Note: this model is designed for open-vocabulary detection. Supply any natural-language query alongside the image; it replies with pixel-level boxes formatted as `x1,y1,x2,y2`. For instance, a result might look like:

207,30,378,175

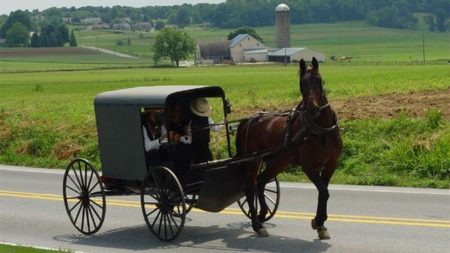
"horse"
235,57,343,239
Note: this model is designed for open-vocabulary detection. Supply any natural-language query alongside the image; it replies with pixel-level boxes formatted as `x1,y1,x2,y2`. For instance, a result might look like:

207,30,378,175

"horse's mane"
235,118,250,157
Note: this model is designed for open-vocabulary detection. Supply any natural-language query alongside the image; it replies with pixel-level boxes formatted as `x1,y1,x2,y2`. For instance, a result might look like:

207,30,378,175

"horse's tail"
235,119,250,157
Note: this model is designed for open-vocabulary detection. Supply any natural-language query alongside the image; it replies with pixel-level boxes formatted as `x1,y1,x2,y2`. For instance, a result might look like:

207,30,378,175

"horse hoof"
256,228,269,237
318,229,331,240
311,219,318,230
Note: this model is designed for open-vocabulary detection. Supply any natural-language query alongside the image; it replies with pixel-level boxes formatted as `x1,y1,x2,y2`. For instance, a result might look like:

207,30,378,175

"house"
229,34,266,62
82,17,102,25
0,38,6,46
113,22,131,30
133,22,152,31
92,24,111,30
196,41,230,64
268,48,326,63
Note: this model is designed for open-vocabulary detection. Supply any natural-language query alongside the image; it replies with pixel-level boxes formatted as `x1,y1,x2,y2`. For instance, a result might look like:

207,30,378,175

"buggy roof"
94,85,225,107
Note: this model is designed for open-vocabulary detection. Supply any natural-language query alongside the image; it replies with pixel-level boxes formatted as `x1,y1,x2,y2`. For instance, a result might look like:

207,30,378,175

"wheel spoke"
65,185,81,195
81,205,85,231
68,200,82,213
143,201,158,206
66,196,81,200
239,198,248,208
89,202,102,221
151,209,162,229
265,188,278,194
77,161,85,189
264,193,276,205
86,169,94,191
86,205,91,233
166,213,174,238
84,163,88,192
71,166,84,190
168,211,180,230
87,205,97,229
157,210,164,237
67,174,81,192
73,203,83,224
89,199,103,209
145,207,159,217
88,181,99,194
163,212,168,239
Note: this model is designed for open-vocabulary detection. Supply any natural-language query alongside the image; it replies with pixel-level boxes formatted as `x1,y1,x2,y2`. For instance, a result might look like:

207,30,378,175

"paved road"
81,46,139,59
0,165,449,253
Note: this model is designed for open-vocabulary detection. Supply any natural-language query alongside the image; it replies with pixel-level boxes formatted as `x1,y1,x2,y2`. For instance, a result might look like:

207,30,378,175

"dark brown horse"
236,57,343,239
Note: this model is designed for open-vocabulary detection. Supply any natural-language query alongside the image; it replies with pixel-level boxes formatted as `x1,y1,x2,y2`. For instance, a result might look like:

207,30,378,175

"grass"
0,21,448,188
0,244,71,253
0,63,448,188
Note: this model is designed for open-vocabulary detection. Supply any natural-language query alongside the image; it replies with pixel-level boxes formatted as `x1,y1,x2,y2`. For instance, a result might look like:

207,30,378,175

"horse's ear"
299,58,307,76
312,57,319,73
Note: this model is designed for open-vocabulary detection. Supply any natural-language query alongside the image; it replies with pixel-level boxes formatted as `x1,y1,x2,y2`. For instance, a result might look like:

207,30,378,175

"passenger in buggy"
141,109,167,167
166,105,192,176
189,97,222,164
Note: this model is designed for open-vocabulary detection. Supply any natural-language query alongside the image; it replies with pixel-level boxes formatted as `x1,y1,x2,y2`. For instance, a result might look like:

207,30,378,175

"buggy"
62,86,280,241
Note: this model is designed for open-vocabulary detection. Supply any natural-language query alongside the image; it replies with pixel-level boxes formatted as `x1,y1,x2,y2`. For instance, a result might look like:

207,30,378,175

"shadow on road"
54,222,330,253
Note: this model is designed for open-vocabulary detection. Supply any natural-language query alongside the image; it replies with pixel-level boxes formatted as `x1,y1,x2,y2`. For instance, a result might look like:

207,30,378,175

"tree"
30,32,40,47
435,10,448,32
152,28,196,67
58,24,70,44
39,24,64,47
155,20,165,30
69,30,77,47
1,10,33,38
424,15,436,31
5,22,29,47
170,7,191,27
228,27,264,42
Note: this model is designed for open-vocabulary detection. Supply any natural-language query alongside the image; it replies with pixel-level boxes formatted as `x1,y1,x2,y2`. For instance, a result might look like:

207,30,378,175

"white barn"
229,34,266,62
268,48,326,63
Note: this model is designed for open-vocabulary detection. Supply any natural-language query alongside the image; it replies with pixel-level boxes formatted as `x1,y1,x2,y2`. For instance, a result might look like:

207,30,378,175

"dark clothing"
142,116,161,167
167,119,192,175
191,115,213,164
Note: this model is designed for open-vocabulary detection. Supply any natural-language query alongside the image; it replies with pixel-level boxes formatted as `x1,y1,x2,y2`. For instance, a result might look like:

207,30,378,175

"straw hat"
190,97,212,117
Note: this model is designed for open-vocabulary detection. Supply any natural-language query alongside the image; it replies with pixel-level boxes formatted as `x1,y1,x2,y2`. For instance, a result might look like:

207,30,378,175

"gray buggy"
62,86,280,241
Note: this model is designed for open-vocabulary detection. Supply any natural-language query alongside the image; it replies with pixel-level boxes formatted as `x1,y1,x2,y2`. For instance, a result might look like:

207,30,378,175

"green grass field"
0,21,449,188
0,244,70,253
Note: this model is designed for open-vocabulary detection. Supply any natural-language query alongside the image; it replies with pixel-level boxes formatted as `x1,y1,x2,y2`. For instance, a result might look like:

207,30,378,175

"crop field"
0,22,449,188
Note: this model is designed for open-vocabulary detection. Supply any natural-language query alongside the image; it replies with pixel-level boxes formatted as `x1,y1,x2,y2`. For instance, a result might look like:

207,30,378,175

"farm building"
243,48,269,62
268,48,326,63
196,41,231,64
196,34,266,64
229,34,266,62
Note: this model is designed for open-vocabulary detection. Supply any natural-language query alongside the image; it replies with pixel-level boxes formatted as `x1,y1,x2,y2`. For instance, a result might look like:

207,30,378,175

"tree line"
0,10,77,47
1,0,447,32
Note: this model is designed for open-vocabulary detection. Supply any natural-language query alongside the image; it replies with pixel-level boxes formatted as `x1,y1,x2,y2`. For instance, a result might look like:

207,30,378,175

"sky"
0,0,225,15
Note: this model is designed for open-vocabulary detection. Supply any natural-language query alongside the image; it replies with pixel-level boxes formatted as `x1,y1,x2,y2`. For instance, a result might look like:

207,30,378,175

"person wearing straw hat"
189,97,221,164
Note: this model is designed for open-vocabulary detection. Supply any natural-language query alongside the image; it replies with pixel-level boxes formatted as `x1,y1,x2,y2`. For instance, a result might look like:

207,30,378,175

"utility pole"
422,32,426,63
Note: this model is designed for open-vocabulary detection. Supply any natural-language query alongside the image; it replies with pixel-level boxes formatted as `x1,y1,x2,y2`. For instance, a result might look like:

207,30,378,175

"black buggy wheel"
237,162,281,222
63,158,106,235
141,167,186,241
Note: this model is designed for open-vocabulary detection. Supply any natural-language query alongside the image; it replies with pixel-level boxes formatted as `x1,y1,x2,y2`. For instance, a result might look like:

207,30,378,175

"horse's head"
299,57,324,117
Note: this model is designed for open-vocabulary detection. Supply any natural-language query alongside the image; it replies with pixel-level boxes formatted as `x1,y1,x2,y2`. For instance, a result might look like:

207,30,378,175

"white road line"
1,165,449,195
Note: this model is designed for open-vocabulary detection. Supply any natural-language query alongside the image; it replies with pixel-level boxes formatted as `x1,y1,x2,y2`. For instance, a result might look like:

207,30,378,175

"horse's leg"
245,160,268,237
304,169,331,240
256,161,284,222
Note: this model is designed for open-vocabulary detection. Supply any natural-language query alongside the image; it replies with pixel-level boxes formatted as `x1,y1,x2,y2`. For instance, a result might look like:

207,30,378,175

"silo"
275,3,291,48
